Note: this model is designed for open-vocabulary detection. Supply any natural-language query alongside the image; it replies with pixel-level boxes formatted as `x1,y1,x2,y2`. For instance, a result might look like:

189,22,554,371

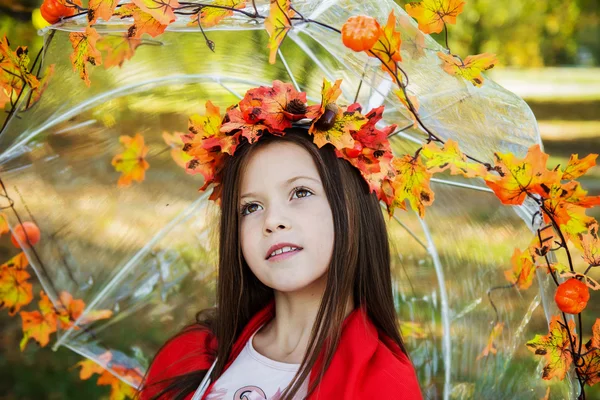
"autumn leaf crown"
181,78,401,211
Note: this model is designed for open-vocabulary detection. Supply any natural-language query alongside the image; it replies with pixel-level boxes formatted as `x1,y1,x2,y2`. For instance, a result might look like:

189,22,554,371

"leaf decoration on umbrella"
390,154,434,217
88,0,120,25
477,322,504,360
111,133,150,187
188,0,247,28
405,0,466,34
264,0,295,64
580,319,600,386
131,0,180,25
421,139,487,178
484,144,557,206
69,27,103,87
0,36,39,96
114,3,169,39
368,11,402,78
96,35,143,68
162,131,193,169
526,316,578,381
56,291,113,329
76,352,141,399
437,52,498,87
0,253,33,316
20,291,57,350
562,154,598,180
504,248,536,290
578,224,600,267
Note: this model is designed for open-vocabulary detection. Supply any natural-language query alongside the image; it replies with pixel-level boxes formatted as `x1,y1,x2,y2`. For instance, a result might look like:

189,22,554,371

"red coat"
141,299,423,399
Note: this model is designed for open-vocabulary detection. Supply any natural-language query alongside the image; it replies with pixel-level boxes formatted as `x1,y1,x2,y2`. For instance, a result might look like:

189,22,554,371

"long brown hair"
139,128,409,399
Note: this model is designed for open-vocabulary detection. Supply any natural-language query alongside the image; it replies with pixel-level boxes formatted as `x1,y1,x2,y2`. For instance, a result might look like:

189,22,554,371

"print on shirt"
206,385,284,400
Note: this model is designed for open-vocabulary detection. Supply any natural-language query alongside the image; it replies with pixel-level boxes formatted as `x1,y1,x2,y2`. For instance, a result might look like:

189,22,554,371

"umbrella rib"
287,32,337,82
417,214,452,400
430,177,492,192
52,192,210,351
277,49,301,92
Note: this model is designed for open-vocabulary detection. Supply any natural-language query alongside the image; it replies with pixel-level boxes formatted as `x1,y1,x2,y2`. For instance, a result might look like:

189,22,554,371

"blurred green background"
1,0,599,399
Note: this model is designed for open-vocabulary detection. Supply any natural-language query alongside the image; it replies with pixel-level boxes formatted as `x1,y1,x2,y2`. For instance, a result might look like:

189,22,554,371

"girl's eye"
292,187,313,199
240,203,262,216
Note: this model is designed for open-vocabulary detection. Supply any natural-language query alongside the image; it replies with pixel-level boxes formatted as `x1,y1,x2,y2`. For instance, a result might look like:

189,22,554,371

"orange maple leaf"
57,291,113,329
306,78,343,121
405,0,466,34
390,154,434,217
0,35,39,96
88,0,120,25
526,315,578,381
114,3,169,39
69,27,103,87
75,351,113,380
264,0,295,64
131,0,180,25
20,291,58,350
111,133,150,187
561,153,597,180
504,248,536,290
163,131,193,169
188,0,246,28
97,368,138,399
437,52,497,87
368,11,402,78
0,253,33,315
485,144,559,206
96,35,143,68
421,139,488,178
477,322,504,360
578,223,600,267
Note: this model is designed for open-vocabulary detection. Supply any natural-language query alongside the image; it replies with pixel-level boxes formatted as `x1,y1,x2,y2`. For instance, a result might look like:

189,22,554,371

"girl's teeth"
270,246,298,258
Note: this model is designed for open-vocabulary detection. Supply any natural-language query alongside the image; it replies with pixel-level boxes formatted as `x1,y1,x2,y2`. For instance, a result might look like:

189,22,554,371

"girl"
138,84,423,400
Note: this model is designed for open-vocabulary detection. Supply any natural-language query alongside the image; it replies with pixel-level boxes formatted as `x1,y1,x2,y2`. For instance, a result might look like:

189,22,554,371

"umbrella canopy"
0,0,573,399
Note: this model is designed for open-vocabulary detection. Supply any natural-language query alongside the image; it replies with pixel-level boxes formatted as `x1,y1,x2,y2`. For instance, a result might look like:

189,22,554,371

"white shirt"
204,324,309,400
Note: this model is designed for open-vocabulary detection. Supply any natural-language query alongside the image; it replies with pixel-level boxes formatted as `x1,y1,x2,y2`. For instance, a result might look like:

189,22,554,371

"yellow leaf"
111,133,150,187
437,52,497,87
264,0,295,64
561,153,597,180
0,254,33,316
368,11,402,78
390,154,434,217
114,3,169,39
421,139,487,178
131,0,179,25
75,351,112,380
405,0,466,34
504,248,536,290
310,105,365,151
69,27,103,87
96,35,142,69
188,0,246,28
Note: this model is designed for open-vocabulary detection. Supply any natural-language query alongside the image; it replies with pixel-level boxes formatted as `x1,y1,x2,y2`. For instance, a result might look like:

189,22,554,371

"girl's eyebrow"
240,175,320,199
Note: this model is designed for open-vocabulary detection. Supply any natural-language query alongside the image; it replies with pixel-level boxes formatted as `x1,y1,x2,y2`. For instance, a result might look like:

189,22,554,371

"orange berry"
10,222,41,248
341,15,382,52
554,278,590,314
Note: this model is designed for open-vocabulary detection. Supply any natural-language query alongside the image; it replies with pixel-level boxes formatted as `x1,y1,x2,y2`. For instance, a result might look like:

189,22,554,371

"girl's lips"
267,248,302,262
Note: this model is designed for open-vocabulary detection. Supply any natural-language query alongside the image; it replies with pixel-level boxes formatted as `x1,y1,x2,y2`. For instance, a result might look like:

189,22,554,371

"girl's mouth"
267,248,302,262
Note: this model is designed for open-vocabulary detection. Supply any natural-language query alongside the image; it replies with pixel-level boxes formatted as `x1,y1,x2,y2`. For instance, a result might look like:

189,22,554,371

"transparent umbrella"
0,0,573,399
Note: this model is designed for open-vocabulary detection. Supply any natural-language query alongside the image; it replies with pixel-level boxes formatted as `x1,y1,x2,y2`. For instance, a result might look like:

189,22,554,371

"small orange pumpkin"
341,15,382,52
40,0,77,24
10,221,41,248
554,278,590,314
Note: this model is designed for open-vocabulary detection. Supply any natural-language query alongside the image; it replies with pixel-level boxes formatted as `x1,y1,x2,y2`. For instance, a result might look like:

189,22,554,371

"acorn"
314,103,339,131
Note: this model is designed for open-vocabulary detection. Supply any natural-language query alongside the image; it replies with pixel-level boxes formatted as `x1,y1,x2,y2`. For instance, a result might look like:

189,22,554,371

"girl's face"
239,141,334,293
